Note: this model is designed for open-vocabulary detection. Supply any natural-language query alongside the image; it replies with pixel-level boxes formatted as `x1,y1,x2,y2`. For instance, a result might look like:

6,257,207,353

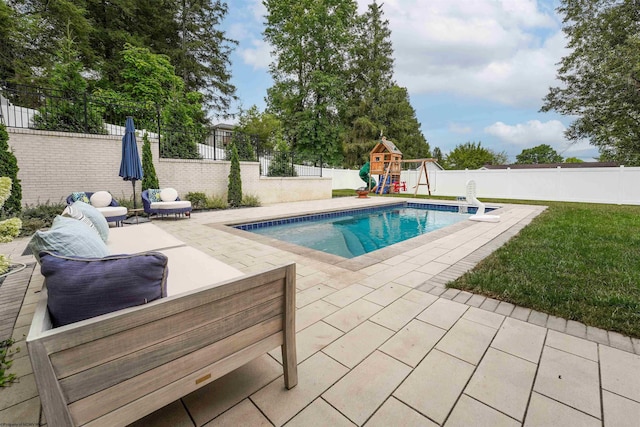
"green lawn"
332,190,640,338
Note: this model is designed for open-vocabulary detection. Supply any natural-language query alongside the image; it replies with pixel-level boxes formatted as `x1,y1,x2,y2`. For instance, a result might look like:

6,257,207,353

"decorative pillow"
71,201,109,242
61,204,100,238
71,191,90,204
148,189,162,203
40,251,169,327
160,187,178,202
90,191,113,208
27,216,110,263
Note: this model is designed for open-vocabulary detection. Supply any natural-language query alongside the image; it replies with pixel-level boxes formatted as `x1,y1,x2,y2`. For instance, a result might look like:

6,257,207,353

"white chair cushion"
90,191,113,208
160,188,179,202
150,201,192,210
96,206,127,218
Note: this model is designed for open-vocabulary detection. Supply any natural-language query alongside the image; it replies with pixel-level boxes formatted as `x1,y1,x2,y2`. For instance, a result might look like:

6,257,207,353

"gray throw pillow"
71,201,109,242
28,216,110,262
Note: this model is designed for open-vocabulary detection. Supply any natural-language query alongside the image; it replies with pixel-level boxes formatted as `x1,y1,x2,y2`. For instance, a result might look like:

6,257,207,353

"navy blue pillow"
39,251,169,327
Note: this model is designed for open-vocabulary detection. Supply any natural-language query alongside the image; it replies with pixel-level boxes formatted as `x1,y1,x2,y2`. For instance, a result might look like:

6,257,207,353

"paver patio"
1,197,639,426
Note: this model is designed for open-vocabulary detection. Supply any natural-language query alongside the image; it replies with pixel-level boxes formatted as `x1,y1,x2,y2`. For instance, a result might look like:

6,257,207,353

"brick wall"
7,128,331,207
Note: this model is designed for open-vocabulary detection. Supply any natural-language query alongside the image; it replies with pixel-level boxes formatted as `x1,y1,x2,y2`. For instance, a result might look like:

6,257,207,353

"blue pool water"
236,203,476,259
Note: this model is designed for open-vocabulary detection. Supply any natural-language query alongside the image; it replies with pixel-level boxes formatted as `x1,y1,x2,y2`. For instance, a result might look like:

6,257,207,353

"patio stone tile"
0,397,40,427
510,306,531,321
392,271,433,288
296,284,337,308
370,298,426,331
0,373,36,411
462,306,504,329
359,263,388,277
545,330,598,362
251,353,349,427
633,337,640,355
360,264,416,289
608,331,634,353
382,255,413,266
295,300,341,332
494,302,515,316
130,401,194,427
599,345,640,402
323,351,411,426
416,298,468,330
465,348,537,422
365,397,437,427
440,288,460,300
323,299,384,333
415,261,451,275
436,318,497,365
545,315,567,332
533,346,600,418
322,284,373,308
586,326,609,346
602,390,640,427
401,289,438,307
479,297,499,312
269,321,343,364
465,294,486,308
183,355,283,425
285,398,355,427
322,321,394,368
297,272,332,291
527,310,548,327
445,394,519,427
203,399,270,427
394,349,474,425
524,392,600,427
425,285,447,296
451,291,472,304
565,320,587,339
379,319,446,368
491,317,546,363
363,282,412,306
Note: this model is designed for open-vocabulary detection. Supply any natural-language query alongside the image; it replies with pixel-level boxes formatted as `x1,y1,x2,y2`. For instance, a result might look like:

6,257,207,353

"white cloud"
239,39,272,70
484,119,566,145
368,0,567,107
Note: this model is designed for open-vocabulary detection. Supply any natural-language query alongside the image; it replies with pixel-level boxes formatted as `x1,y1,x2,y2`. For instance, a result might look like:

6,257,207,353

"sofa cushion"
72,201,109,242
40,251,168,327
97,206,128,219
61,204,101,237
150,200,192,210
148,189,162,202
71,191,90,204
27,216,110,262
90,191,113,208
160,187,178,202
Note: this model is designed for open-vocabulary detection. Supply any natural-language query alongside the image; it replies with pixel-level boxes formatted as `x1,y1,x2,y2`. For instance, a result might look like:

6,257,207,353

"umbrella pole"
132,180,137,210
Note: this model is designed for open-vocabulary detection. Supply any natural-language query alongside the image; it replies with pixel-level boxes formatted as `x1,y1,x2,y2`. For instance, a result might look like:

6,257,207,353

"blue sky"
219,0,598,162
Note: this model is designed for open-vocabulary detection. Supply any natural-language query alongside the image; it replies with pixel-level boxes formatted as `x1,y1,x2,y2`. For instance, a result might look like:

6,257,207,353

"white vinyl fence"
330,166,640,205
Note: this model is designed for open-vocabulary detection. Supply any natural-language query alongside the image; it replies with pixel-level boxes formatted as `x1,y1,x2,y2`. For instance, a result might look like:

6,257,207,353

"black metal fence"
0,81,323,177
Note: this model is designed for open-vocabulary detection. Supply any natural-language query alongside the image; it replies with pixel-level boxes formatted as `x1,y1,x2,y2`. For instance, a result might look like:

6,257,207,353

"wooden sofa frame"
27,263,297,426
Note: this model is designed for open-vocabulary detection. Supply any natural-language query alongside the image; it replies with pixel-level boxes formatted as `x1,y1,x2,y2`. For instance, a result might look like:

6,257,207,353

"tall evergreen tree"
541,0,640,164
227,142,242,207
141,132,159,190
264,0,358,165
0,124,21,216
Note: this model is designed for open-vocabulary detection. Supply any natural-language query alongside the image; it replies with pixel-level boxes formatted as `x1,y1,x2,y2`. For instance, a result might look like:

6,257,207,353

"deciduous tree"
541,0,640,164
444,141,506,170
515,144,563,164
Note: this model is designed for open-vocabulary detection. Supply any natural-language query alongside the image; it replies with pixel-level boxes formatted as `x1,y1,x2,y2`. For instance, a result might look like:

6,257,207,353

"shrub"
141,132,159,191
0,338,19,387
0,124,21,216
241,194,261,207
0,177,22,274
227,143,242,207
186,192,208,210
19,200,66,236
206,195,228,210
267,150,297,177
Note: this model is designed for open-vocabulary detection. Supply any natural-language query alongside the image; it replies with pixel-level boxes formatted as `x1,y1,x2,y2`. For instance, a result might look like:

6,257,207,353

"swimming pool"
235,203,484,259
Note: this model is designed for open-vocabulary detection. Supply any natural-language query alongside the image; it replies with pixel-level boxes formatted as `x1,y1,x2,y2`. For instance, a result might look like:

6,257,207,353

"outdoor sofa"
26,219,297,426
66,191,127,226
142,188,192,219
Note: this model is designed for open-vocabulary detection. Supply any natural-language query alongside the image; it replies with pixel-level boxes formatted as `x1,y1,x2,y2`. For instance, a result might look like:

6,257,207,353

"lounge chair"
66,191,128,226
142,188,192,219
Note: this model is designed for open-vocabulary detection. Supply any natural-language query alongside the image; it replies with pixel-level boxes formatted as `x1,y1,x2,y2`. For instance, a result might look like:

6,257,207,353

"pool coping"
210,198,512,272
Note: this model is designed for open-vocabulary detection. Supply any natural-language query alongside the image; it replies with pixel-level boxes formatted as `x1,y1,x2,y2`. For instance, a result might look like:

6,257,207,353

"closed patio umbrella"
119,116,143,210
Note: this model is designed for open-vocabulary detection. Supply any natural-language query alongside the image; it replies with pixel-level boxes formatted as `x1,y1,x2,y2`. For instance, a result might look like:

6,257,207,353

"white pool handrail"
466,180,500,222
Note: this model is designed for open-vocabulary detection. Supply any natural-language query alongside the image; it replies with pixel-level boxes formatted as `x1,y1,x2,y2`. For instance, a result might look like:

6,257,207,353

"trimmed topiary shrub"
141,132,159,191
0,124,21,216
227,143,242,208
